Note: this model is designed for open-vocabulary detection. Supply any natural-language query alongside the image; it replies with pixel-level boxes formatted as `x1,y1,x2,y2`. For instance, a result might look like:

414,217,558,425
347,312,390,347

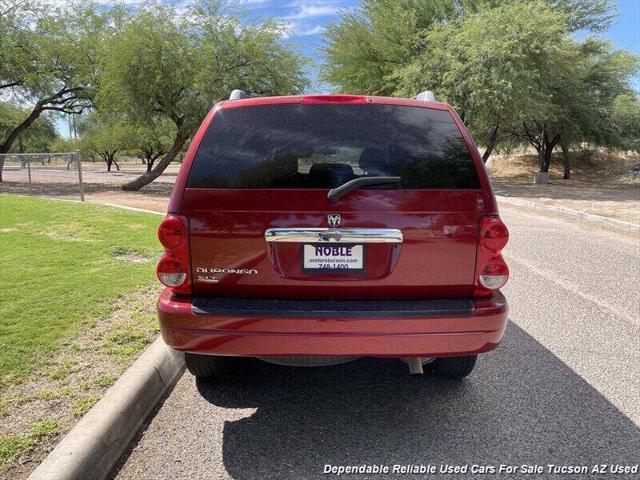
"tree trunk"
541,147,552,173
481,124,500,163
543,136,560,173
0,103,44,182
103,151,119,172
537,134,559,173
560,142,571,180
536,147,551,172
143,149,161,173
146,153,162,173
122,132,188,191
537,147,546,172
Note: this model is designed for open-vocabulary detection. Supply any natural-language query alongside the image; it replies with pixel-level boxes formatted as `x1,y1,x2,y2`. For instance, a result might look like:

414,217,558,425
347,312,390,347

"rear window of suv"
187,103,480,189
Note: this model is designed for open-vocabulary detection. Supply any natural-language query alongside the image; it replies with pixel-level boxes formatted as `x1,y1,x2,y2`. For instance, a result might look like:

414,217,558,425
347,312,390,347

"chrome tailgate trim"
264,228,403,244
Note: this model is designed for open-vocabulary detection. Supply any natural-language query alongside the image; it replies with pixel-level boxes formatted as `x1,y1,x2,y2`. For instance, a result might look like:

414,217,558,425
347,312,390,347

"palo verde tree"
50,136,80,154
568,45,639,162
513,38,638,175
80,117,132,172
322,0,615,97
322,0,459,96
611,93,640,154
0,103,57,153
0,1,114,180
322,0,621,165
129,119,177,173
98,0,308,191
392,2,569,163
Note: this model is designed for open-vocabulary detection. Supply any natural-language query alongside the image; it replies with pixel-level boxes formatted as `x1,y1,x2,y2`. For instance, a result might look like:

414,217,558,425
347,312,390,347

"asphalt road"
113,205,640,480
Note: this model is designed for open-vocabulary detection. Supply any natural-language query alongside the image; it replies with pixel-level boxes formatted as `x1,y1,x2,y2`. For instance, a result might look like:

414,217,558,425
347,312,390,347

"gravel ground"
487,152,640,224
111,204,640,480
1,164,176,212
1,164,180,185
493,182,640,224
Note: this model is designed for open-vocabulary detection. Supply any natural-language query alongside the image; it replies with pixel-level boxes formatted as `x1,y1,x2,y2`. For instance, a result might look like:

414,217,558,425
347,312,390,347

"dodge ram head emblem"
328,214,341,227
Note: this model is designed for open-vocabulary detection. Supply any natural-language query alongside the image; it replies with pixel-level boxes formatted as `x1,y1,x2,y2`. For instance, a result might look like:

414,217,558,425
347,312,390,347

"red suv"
156,92,509,380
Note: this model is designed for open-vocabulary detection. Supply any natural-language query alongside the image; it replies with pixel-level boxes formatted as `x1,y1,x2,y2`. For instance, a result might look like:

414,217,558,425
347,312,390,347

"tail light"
157,214,191,294
474,215,509,296
156,256,187,287
479,257,509,289
158,215,188,249
479,216,509,252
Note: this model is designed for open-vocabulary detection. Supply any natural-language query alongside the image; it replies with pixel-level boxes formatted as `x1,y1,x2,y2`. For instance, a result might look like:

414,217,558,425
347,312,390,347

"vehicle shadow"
196,322,640,479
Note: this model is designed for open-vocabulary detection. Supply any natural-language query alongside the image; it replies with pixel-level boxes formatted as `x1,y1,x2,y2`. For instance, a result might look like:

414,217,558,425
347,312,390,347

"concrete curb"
28,338,185,480
97,202,165,215
496,195,640,234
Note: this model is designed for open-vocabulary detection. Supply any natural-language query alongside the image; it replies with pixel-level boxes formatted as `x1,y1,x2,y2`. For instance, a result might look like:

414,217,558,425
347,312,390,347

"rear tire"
431,355,477,379
185,353,236,379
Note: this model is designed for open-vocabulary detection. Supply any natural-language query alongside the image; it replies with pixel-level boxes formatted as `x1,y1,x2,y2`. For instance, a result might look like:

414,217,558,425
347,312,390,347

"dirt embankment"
487,151,639,224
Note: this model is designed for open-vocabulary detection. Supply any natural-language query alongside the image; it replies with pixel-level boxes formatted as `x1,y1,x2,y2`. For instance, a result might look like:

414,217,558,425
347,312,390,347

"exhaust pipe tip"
404,357,425,375
401,357,435,375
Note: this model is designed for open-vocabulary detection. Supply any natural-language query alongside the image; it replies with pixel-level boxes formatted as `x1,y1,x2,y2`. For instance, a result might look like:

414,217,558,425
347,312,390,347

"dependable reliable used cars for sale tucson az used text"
155,90,510,380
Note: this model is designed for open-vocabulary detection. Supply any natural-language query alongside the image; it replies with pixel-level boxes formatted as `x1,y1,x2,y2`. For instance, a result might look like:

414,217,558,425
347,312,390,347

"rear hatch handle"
327,176,401,202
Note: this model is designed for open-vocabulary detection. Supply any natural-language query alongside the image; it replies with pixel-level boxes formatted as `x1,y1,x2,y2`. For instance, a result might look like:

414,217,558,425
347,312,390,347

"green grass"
0,194,161,388
72,395,100,418
0,419,59,465
0,434,35,465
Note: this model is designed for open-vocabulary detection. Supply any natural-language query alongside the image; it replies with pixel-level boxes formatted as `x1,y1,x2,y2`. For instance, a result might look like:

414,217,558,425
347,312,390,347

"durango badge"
196,267,258,275
195,266,258,284
328,213,341,227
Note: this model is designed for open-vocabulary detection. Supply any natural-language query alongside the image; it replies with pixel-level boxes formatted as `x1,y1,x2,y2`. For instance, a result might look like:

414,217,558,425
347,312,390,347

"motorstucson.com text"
323,464,640,476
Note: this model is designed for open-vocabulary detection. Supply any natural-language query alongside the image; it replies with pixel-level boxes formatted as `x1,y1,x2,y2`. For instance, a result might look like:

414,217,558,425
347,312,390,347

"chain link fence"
0,152,85,201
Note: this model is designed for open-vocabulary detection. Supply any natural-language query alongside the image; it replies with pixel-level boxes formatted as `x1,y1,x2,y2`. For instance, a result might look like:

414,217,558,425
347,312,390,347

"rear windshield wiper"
327,176,401,202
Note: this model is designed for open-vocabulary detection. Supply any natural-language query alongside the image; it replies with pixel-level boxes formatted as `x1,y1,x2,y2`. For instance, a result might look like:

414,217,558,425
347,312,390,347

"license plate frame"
302,243,365,274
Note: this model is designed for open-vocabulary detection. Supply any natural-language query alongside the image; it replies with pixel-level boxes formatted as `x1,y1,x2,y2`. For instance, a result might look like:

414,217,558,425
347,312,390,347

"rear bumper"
158,289,508,357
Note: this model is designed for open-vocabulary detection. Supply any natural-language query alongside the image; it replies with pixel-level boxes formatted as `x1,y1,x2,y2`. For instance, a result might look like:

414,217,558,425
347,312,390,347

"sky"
218,0,358,92
604,0,640,55
56,0,640,137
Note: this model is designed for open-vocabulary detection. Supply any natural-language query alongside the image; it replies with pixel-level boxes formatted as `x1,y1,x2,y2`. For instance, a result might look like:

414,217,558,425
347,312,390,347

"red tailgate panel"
184,188,483,299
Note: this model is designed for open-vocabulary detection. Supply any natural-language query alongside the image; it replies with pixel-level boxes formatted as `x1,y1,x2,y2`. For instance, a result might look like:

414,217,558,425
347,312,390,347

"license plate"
302,244,364,272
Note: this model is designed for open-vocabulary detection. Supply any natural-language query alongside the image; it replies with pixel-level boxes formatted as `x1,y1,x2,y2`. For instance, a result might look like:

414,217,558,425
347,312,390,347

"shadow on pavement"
196,322,640,479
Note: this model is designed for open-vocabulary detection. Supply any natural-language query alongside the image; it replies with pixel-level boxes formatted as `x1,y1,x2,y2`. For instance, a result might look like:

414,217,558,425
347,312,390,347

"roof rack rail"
229,89,251,100
414,91,437,102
